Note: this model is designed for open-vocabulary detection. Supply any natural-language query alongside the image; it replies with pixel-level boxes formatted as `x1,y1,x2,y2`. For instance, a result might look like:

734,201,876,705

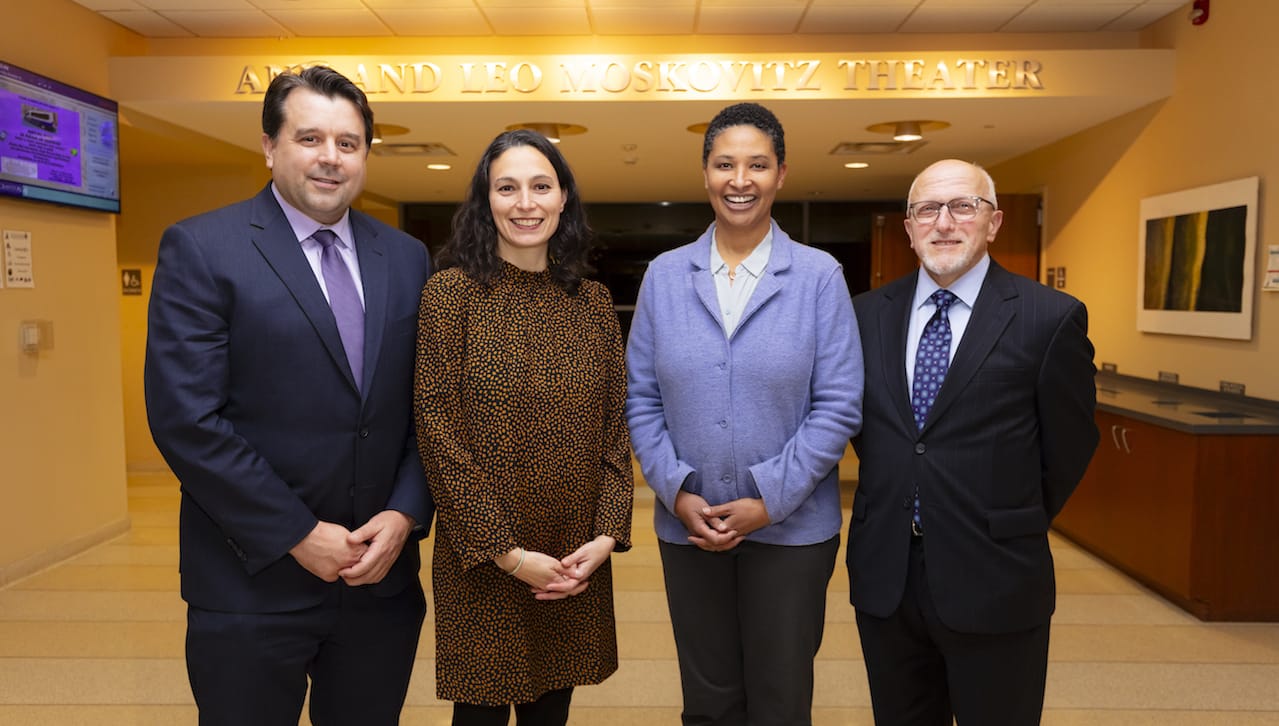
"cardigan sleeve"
589,283,635,552
747,265,864,523
625,265,699,516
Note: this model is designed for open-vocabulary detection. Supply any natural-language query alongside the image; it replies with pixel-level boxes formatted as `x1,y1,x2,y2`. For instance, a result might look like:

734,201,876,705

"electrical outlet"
1101,362,1117,373
1220,381,1246,395
1158,371,1179,384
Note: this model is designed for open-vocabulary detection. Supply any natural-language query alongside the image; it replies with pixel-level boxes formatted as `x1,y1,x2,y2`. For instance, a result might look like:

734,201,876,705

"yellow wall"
992,0,1279,401
117,161,268,469
0,0,143,583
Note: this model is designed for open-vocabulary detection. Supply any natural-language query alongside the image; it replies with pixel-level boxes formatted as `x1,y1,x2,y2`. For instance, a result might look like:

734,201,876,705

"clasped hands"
674,491,770,552
495,535,617,601
289,510,415,587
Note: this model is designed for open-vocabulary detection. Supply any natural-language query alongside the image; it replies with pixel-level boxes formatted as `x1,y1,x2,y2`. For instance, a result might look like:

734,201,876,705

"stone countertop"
1095,373,1279,435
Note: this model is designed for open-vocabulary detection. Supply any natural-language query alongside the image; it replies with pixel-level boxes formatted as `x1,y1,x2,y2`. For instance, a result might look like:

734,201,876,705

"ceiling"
77,0,1186,38
96,0,1189,204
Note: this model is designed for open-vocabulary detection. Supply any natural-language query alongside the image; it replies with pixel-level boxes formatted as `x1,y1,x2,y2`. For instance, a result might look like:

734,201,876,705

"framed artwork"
1137,176,1258,340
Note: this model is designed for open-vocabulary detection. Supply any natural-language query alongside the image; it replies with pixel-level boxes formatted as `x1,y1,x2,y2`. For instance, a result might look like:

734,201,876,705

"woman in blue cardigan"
626,102,864,725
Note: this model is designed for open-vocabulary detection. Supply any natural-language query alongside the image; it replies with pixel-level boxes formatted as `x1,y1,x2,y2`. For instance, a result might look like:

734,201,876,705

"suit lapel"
248,188,360,394
923,263,1018,429
879,272,919,433
352,212,387,399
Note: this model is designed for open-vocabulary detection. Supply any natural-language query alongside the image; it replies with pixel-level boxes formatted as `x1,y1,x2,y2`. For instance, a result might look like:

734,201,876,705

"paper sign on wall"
3,230,34,288
1265,245,1279,292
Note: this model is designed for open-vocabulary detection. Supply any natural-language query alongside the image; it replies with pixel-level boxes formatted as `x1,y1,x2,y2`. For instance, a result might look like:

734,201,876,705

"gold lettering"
378,64,408,94
352,63,376,93
1016,60,1043,89
792,60,821,91
510,62,542,93
955,59,985,89
839,60,868,90
761,61,786,90
484,62,509,92
599,62,630,93
410,63,442,93
235,66,265,94
558,62,597,93
868,60,898,90
459,63,485,93
987,60,1011,89
927,61,954,90
632,61,654,92
658,62,689,92
901,59,926,90
688,60,722,92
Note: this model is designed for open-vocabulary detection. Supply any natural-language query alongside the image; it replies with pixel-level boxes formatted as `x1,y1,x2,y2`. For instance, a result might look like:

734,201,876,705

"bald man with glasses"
846,159,1099,725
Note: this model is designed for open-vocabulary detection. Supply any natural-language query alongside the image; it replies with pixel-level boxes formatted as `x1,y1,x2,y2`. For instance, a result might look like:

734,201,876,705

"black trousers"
855,537,1051,726
660,536,840,726
185,580,425,726
452,687,575,726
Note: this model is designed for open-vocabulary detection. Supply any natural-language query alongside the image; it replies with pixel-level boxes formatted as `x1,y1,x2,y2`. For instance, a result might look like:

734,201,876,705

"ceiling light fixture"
892,121,922,142
371,123,409,146
426,163,451,171
844,162,870,169
505,122,587,144
865,120,950,143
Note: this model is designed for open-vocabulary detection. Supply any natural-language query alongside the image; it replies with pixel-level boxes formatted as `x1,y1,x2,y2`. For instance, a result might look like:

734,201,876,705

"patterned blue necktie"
314,229,365,392
909,289,956,533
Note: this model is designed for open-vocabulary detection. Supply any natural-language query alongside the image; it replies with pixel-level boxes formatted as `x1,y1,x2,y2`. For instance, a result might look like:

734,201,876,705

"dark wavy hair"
262,66,375,148
701,102,786,167
439,129,594,294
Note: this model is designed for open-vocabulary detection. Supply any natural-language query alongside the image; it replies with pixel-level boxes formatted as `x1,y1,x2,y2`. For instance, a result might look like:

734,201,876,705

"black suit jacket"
145,184,433,613
847,261,1098,634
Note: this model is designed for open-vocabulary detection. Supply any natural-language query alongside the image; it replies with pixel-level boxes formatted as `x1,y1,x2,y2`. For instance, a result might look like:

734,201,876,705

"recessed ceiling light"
426,163,451,171
845,162,869,169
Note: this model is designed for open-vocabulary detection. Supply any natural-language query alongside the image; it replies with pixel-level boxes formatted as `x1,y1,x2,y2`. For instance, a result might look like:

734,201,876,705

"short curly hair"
702,102,785,167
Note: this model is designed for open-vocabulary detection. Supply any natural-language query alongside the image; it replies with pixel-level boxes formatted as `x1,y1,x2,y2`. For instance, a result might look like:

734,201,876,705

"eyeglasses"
907,196,995,223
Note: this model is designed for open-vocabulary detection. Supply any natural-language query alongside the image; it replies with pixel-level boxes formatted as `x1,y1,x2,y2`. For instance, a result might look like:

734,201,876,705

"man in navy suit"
145,66,432,725
847,159,1099,725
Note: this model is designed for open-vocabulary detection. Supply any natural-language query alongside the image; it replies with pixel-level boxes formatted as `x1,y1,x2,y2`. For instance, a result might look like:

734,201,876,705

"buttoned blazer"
145,184,433,613
846,261,1098,633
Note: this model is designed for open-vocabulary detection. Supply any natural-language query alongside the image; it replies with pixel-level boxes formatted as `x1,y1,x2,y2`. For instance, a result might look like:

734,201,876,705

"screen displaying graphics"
0,61,120,213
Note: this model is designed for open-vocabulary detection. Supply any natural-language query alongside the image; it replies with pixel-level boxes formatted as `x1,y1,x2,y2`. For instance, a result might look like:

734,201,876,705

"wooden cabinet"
1055,409,1279,621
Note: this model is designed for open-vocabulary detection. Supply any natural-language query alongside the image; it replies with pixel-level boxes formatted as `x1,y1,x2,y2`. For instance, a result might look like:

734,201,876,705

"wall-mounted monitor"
0,61,120,213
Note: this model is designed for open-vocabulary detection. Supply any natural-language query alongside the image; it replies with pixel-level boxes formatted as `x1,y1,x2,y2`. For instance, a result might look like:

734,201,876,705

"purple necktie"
909,289,956,533
314,229,364,391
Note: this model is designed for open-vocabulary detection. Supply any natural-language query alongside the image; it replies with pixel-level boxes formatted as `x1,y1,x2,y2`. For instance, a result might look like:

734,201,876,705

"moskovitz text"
234,58,1046,96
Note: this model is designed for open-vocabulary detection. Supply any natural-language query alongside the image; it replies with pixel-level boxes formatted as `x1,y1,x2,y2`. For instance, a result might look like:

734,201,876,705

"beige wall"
0,0,143,583
117,161,268,469
991,0,1279,401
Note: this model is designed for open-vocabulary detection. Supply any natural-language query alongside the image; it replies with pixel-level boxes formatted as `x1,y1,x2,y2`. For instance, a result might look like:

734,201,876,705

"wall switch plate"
1055,267,1067,288
1101,362,1118,373
1158,371,1179,384
1045,268,1056,287
1220,381,1246,395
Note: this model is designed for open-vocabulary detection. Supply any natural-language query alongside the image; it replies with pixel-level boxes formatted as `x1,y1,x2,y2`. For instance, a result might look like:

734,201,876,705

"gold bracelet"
506,548,526,576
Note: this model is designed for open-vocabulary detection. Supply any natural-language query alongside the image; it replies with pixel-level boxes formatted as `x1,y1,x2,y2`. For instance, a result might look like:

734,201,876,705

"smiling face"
488,144,566,266
904,159,1003,288
261,87,368,226
703,124,787,241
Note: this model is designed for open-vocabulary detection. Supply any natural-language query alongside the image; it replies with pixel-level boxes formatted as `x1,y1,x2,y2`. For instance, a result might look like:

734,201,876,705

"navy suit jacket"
847,261,1098,634
145,184,433,613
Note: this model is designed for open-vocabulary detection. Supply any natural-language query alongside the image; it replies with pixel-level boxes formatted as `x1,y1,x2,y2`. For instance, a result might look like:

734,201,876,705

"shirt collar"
710,227,774,278
913,253,991,311
271,182,355,249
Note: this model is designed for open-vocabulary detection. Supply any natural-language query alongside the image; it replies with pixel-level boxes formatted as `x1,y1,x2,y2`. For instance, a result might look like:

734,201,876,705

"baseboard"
0,516,132,588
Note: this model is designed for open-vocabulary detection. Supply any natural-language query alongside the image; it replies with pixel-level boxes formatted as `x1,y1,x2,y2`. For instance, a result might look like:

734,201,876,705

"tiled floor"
2,467,1278,725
